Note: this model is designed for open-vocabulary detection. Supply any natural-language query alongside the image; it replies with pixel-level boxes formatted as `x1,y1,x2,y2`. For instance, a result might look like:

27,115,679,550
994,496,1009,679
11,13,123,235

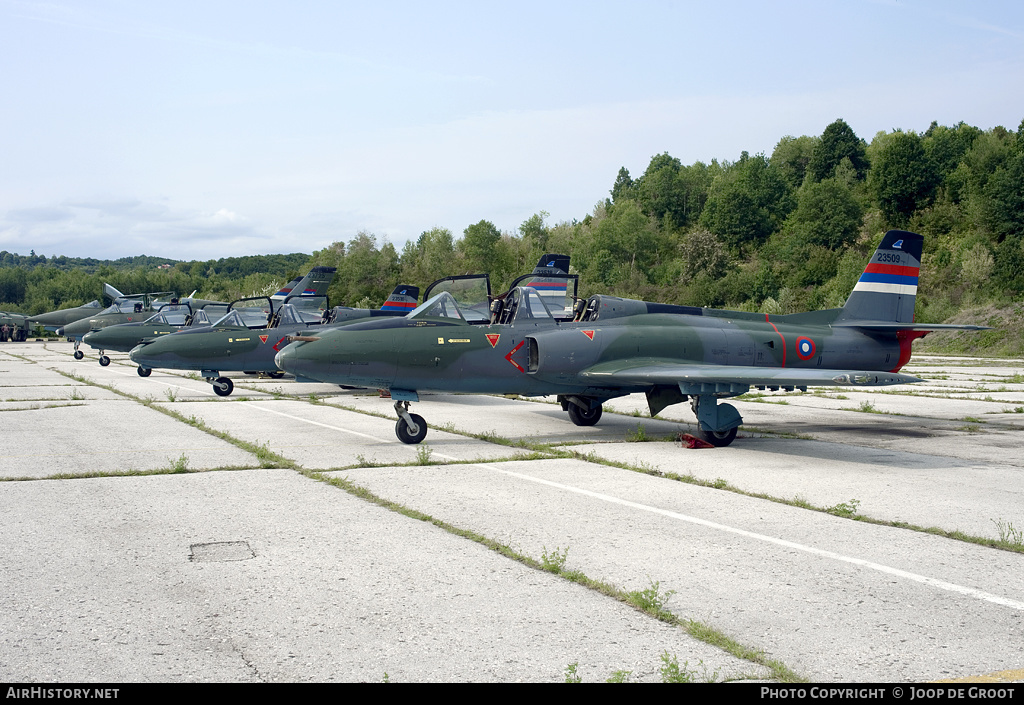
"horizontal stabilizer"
832,322,992,332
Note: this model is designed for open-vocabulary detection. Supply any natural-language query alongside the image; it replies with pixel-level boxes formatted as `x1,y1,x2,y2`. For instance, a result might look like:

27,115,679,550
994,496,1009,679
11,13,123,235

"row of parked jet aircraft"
15,231,987,447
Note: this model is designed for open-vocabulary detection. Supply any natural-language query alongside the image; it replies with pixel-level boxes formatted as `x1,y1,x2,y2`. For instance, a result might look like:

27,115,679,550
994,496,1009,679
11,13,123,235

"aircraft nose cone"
274,340,320,381
274,344,296,372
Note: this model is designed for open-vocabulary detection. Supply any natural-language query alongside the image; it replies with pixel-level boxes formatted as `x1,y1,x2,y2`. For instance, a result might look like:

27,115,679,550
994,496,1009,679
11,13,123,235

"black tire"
213,377,234,397
695,424,738,447
395,413,428,444
137,366,151,377
99,355,110,367
268,371,285,379
74,350,84,360
567,403,603,426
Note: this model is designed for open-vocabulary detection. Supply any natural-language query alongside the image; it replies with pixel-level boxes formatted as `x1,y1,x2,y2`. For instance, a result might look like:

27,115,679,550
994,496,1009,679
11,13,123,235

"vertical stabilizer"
272,266,337,300
379,285,420,312
838,230,922,324
532,254,570,275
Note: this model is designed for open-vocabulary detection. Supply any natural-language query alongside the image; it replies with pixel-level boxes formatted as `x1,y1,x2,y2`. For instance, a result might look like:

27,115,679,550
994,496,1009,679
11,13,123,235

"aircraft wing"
578,360,922,391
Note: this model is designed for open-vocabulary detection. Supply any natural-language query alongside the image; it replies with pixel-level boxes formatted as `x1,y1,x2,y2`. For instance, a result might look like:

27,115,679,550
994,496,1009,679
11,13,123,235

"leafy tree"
459,219,502,272
677,229,729,281
610,167,634,203
785,177,863,250
869,130,938,226
632,153,712,230
807,119,869,182
700,152,793,252
772,134,819,189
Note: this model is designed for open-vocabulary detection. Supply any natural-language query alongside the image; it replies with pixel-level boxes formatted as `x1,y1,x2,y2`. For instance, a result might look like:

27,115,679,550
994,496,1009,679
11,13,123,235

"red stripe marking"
767,317,786,367
865,263,919,276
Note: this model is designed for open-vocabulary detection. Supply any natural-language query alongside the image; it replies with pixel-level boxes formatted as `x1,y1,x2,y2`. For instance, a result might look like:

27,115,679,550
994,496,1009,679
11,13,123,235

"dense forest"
4,118,1023,352
0,253,312,313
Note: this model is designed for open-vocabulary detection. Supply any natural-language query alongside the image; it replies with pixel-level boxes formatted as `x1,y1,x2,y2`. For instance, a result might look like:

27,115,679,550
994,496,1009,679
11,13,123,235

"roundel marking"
795,336,815,361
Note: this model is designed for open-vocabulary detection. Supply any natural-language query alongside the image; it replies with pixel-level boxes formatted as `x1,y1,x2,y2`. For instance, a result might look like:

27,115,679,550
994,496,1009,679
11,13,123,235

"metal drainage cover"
190,541,255,562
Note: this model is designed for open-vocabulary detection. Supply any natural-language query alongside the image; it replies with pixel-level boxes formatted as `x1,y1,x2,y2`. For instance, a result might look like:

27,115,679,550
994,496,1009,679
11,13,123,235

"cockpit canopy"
410,286,555,326
409,291,468,322
145,304,193,326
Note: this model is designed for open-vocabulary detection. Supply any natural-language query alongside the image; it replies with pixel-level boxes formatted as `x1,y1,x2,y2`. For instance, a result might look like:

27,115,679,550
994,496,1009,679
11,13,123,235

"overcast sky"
2,0,1022,262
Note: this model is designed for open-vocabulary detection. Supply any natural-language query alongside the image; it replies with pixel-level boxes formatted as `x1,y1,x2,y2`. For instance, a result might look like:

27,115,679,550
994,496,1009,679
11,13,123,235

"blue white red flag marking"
853,262,919,296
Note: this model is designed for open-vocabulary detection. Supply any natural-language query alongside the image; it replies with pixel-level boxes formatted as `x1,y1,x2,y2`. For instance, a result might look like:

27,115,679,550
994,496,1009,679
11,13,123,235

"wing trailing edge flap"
579,360,922,391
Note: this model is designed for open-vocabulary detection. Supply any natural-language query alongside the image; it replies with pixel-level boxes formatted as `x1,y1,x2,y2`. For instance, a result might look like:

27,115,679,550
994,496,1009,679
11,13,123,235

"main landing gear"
559,396,604,427
690,395,742,447
394,400,427,444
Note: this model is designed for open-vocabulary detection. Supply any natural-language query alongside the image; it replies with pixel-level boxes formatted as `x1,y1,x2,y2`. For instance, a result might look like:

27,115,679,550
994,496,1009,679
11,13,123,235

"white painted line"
241,401,400,444
480,464,1024,613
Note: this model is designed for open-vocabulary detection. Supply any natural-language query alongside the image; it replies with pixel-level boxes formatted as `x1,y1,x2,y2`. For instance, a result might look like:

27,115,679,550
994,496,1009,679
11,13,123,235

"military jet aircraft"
80,302,230,373
127,286,419,396
64,266,337,361
128,255,578,396
28,300,104,331
274,230,987,447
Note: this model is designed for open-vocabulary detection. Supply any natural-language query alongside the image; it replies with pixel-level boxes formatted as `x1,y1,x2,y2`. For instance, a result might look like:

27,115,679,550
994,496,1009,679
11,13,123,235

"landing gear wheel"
695,424,738,448
74,350,84,360
567,403,603,426
268,371,285,379
98,355,110,367
213,377,234,397
137,366,151,377
395,413,427,444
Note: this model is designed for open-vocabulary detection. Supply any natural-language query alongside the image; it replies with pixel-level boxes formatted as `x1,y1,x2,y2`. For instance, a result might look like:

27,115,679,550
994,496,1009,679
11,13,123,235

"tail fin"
379,285,420,312
272,266,337,300
272,276,302,299
532,254,570,275
838,230,922,324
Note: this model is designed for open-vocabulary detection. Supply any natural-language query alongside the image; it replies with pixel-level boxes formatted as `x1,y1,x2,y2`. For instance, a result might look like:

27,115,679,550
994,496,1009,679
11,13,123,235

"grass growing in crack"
606,669,632,683
625,579,676,620
540,545,569,573
164,387,177,402
564,662,582,683
415,444,433,465
625,424,649,442
993,518,1024,546
660,652,719,683
825,498,861,518
169,453,190,473
253,441,278,468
